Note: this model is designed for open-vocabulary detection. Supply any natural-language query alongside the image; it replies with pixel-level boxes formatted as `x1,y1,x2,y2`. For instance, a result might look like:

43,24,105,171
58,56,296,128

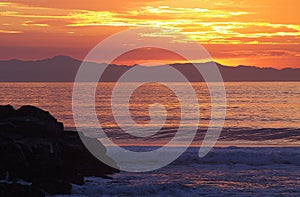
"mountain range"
0,55,299,82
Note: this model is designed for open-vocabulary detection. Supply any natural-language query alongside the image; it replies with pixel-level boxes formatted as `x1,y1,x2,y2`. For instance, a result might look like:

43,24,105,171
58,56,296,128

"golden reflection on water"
0,82,299,146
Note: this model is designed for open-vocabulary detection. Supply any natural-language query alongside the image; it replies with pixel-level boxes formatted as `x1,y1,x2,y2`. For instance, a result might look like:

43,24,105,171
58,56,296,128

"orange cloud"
0,29,22,34
0,0,162,11
0,0,299,68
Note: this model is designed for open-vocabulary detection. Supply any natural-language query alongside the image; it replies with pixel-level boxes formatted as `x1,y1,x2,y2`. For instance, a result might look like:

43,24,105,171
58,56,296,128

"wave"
70,127,300,147
55,146,300,197
173,147,300,166
104,146,300,167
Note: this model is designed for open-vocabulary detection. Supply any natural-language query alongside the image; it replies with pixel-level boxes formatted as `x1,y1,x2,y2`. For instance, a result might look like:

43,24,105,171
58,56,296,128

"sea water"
1,82,299,196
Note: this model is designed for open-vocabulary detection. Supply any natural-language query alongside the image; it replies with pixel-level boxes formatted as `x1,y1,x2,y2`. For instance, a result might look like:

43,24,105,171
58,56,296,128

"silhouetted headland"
0,56,299,82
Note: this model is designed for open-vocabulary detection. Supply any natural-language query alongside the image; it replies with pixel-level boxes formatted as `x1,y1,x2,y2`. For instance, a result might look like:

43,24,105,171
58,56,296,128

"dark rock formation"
0,183,45,197
0,105,119,195
0,105,63,138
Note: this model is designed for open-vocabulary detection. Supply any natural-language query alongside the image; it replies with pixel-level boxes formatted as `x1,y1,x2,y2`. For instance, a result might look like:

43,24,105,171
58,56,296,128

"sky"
0,0,299,68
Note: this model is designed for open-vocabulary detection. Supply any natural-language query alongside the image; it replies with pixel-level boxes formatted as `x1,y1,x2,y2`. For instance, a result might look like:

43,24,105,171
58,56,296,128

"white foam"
53,147,300,197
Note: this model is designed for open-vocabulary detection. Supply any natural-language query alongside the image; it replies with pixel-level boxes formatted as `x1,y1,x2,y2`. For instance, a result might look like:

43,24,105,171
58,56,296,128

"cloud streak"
0,0,299,68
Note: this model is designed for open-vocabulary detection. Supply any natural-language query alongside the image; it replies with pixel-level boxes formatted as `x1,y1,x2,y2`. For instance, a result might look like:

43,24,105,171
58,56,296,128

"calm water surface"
1,82,299,146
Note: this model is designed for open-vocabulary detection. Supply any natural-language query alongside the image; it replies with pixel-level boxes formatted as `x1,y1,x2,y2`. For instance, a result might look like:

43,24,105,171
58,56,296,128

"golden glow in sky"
0,0,299,68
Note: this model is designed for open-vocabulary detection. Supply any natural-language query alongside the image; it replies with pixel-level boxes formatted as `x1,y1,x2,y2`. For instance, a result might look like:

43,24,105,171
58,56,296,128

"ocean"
1,82,300,196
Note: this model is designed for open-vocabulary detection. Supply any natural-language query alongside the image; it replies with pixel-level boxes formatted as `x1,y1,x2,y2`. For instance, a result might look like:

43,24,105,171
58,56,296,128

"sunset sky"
0,0,299,68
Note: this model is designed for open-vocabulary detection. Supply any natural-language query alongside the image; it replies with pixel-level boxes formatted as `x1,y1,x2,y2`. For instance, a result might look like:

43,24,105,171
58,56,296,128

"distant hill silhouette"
0,55,299,82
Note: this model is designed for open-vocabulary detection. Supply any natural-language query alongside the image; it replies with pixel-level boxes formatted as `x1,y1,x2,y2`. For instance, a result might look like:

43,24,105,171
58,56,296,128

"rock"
0,138,29,181
0,105,17,119
61,133,119,178
17,105,64,133
0,105,63,138
32,179,72,195
0,105,119,195
0,169,6,180
69,173,84,185
0,183,45,197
